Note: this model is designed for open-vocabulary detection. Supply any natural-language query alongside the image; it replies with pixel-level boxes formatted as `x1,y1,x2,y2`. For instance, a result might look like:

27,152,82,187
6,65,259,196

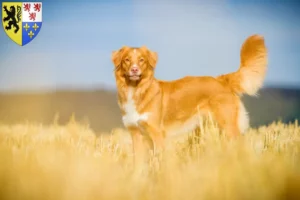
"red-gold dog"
111,35,267,163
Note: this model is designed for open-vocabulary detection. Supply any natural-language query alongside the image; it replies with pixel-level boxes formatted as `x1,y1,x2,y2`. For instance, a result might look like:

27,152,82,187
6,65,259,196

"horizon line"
0,83,300,94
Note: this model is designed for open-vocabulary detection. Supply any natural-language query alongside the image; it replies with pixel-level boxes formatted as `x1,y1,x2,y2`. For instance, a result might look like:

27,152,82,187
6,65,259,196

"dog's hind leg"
208,93,240,138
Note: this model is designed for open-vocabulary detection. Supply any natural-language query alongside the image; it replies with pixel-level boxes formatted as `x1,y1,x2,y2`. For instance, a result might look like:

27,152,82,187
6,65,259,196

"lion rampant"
3,5,21,33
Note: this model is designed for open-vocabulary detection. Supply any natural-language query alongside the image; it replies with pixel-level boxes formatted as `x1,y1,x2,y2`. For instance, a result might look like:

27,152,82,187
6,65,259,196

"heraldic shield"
2,2,42,46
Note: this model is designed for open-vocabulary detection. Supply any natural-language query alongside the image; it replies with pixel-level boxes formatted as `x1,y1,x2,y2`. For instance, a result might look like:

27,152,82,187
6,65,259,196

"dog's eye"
124,58,130,63
139,58,144,62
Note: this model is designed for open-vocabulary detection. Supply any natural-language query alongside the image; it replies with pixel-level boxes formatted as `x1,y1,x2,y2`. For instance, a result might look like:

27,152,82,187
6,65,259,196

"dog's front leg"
138,121,165,156
127,126,151,171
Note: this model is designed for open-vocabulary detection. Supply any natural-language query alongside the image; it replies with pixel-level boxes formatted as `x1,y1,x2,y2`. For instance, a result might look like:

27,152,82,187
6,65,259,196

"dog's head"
111,46,158,82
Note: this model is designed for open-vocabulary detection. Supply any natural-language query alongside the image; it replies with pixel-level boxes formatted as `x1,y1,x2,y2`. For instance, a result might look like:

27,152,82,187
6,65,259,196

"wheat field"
0,116,300,200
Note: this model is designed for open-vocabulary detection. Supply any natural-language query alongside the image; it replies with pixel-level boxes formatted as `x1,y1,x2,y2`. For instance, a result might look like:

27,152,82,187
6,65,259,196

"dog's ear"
111,46,128,67
141,46,158,69
148,50,158,69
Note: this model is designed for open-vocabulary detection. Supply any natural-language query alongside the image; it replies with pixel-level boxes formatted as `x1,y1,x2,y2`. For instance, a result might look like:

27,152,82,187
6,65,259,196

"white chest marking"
122,87,149,127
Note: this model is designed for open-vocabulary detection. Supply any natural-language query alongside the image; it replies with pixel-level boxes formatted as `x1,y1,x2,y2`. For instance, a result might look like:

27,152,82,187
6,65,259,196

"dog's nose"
131,67,139,74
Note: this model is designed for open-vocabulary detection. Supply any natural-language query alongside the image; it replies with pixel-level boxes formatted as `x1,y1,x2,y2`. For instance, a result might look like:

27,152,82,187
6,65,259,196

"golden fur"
111,35,267,164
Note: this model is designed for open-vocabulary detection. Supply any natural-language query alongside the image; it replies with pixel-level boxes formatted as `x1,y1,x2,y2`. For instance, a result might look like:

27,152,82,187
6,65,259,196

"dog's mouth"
128,75,141,81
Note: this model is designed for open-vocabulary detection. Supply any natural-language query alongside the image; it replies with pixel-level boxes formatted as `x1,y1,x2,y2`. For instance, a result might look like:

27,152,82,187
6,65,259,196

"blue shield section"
22,22,42,46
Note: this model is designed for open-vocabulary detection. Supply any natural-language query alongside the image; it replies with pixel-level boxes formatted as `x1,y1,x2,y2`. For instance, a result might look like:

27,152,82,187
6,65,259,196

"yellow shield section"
2,2,22,46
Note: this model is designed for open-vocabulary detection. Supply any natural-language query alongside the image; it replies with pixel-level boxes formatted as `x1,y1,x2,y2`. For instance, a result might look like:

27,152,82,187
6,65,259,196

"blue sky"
0,0,300,92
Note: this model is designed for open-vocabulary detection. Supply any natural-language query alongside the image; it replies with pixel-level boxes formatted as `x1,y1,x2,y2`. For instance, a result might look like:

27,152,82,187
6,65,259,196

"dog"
111,34,267,165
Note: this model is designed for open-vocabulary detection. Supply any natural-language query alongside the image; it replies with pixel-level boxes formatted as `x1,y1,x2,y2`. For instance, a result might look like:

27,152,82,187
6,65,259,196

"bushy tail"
217,34,268,96
17,5,22,23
